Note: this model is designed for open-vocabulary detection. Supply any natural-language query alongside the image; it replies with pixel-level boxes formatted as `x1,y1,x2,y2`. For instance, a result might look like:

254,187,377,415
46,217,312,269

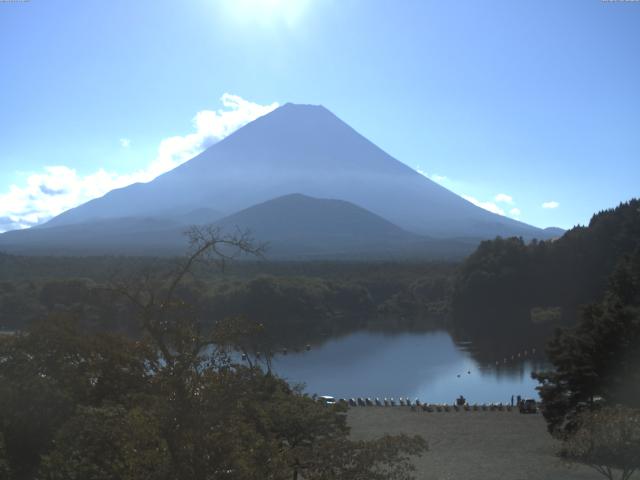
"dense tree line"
534,245,640,436
0,264,454,348
530,244,640,480
451,199,640,338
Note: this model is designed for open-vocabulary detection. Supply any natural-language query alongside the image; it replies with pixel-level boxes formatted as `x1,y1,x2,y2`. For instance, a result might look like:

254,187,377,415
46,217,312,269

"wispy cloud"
462,194,505,216
431,174,448,183
495,193,513,204
463,196,522,219
542,201,560,209
119,138,131,148
414,167,448,184
0,94,279,233
415,169,524,219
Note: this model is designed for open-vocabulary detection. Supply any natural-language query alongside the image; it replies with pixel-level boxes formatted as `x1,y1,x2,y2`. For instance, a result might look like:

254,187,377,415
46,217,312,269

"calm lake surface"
270,331,546,404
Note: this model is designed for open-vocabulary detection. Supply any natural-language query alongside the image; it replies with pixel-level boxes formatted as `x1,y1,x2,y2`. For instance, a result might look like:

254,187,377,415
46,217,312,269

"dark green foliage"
0,230,427,479
0,318,426,480
0,317,154,478
452,199,640,336
202,275,375,348
534,247,640,438
0,259,456,348
39,405,171,480
0,433,11,480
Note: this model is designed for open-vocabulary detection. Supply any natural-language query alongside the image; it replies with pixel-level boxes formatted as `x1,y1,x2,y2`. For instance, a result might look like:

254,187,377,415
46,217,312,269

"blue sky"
1,0,639,231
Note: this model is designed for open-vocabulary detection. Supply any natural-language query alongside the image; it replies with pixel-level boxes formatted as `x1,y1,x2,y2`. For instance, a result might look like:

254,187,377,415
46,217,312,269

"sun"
220,0,310,28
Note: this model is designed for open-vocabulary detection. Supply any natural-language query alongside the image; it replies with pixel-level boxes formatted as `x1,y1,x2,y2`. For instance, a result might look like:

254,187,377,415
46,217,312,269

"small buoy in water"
467,370,471,375
305,344,311,351
457,374,461,378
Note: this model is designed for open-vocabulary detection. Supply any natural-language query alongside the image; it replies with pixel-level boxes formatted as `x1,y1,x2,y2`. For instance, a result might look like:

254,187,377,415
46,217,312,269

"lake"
269,330,546,404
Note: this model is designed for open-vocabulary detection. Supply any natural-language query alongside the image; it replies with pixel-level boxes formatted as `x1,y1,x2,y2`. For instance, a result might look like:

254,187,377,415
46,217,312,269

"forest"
1,200,639,479
0,228,430,480
2,200,639,356
0,255,454,350
451,199,640,337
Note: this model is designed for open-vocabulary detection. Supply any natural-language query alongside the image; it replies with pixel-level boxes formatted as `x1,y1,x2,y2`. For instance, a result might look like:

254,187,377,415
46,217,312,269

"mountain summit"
2,103,555,256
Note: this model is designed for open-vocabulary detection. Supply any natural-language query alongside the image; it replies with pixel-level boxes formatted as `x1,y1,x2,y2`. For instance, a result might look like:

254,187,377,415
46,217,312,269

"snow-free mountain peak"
10,103,555,255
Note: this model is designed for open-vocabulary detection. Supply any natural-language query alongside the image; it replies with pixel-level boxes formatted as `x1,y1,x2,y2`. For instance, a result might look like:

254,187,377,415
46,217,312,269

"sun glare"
220,0,310,27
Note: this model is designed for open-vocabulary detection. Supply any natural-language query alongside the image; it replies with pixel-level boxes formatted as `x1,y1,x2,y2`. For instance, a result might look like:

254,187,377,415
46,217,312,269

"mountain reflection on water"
270,331,547,404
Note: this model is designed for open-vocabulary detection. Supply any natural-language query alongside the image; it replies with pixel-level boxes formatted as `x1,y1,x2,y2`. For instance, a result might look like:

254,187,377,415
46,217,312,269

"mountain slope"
0,216,186,255
0,194,478,259
40,103,550,240
217,193,413,243
215,193,421,258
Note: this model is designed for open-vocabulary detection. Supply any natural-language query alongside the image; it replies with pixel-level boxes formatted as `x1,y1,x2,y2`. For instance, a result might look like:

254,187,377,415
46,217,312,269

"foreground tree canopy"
534,245,640,438
0,227,426,480
561,406,640,480
534,244,640,479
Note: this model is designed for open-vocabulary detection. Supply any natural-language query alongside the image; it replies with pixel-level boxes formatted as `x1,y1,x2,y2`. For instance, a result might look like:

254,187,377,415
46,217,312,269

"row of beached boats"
320,396,519,411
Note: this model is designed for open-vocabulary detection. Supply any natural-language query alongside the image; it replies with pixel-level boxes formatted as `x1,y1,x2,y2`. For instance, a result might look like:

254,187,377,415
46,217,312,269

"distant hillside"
0,194,478,259
36,103,553,241
451,198,640,335
542,227,565,238
216,193,413,253
0,216,187,256
215,193,480,259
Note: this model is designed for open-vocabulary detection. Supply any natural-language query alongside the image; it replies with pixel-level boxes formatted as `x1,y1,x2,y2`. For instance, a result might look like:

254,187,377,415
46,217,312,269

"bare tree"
108,225,265,369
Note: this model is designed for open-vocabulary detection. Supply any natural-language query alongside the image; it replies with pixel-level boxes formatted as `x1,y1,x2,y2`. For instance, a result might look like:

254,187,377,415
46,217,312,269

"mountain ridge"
0,103,562,258
0,193,478,259
38,103,550,240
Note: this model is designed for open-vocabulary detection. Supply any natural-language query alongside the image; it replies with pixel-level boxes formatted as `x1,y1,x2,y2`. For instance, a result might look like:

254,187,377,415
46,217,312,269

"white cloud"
431,174,448,183
119,138,131,148
462,194,505,216
542,201,560,209
142,93,278,181
495,193,513,204
414,167,448,184
0,94,279,232
415,170,515,217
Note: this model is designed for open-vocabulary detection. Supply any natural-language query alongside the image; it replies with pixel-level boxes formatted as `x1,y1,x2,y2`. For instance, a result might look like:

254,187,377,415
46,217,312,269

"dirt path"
348,407,602,480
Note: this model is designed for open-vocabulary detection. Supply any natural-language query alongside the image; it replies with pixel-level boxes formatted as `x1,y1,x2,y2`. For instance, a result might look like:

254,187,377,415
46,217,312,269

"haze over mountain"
0,103,560,257
0,194,479,259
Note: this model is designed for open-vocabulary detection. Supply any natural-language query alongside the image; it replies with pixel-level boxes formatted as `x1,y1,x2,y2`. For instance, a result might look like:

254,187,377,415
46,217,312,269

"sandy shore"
348,406,602,480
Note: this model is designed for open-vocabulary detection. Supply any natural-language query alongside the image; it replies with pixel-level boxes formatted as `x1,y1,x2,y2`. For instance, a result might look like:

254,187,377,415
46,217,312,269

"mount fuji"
0,103,557,257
